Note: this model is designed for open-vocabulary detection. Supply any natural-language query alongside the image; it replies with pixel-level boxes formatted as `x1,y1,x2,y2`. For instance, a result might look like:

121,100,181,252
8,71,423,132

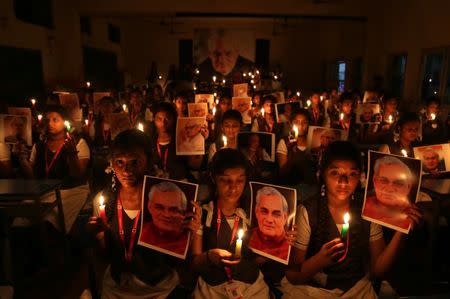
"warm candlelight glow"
401,149,408,157
243,73,247,77
250,79,254,84
340,113,344,121
238,229,244,240
212,76,216,82
64,120,71,132
37,114,43,122
344,212,350,224
85,119,89,126
86,81,91,88
388,115,393,124
30,98,36,106
222,135,228,147
274,75,278,80
122,104,127,112
293,125,299,139
235,229,244,258
212,106,216,116
158,75,163,80
320,96,324,101
99,194,107,223
296,91,300,97
261,108,265,117
195,69,199,74
137,123,144,132
306,100,311,107
213,92,217,97
99,195,105,206
341,212,350,240
430,113,436,120
222,79,226,84
253,85,257,89
251,75,255,79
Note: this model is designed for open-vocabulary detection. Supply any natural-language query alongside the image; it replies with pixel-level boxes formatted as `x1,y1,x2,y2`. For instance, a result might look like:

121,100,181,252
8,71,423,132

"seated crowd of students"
0,84,448,298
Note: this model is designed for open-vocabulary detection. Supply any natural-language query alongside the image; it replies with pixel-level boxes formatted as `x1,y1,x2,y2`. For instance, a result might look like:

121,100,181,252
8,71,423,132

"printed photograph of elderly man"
249,183,296,264
362,151,422,233
139,176,199,259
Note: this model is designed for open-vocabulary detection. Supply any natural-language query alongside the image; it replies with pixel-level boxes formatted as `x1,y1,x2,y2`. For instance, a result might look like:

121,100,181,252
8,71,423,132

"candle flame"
296,91,300,97
84,119,89,125
253,85,257,89
37,114,43,121
340,113,344,120
30,98,36,105
137,123,144,132
388,115,393,123
274,75,278,80
64,120,71,129
122,104,127,112
99,195,105,206
261,108,265,116
320,96,324,101
344,212,350,224
243,73,247,77
238,229,244,240
306,100,311,107
256,70,260,74
212,76,216,82
212,106,216,115
222,79,226,84
248,72,252,76
86,81,91,88
250,79,254,84
222,135,227,147
195,69,199,74
401,149,408,157
431,113,436,120
158,75,162,80
293,125,299,137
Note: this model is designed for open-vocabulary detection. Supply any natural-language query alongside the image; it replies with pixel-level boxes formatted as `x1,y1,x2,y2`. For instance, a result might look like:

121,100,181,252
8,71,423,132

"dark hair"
262,95,276,105
397,112,420,129
99,96,115,106
45,105,70,121
153,101,177,119
320,141,362,175
425,96,441,107
221,109,243,125
111,129,152,163
290,108,310,123
209,148,249,178
339,92,354,104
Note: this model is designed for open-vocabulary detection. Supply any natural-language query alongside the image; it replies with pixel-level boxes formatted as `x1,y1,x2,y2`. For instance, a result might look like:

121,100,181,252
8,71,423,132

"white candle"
137,123,144,132
261,108,265,117
401,149,408,157
293,125,299,139
235,229,244,258
222,135,228,147
99,194,107,223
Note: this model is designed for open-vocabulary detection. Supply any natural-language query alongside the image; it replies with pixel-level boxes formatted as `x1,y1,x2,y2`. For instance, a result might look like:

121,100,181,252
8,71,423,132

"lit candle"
222,135,228,147
64,120,71,133
293,125,299,139
341,212,350,239
86,81,91,88
401,149,408,157
261,108,265,117
137,123,144,132
99,194,107,223
222,79,226,84
122,104,127,113
212,106,216,116
193,85,197,91
306,100,311,107
256,70,260,75
274,75,278,80
251,75,255,79
30,98,37,107
235,229,244,258
430,113,436,121
215,99,219,105
37,114,43,124
388,115,393,124
296,91,300,97
213,92,217,97
158,75,163,80
340,113,344,121
195,68,199,74
253,85,257,89
320,96,324,101
250,79,254,84
212,76,216,83
85,119,89,126
243,73,247,77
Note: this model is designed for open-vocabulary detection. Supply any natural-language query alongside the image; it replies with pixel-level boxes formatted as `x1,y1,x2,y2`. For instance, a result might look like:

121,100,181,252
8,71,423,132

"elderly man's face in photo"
184,122,201,138
362,108,373,122
248,134,260,151
255,194,287,239
10,118,25,136
148,189,185,233
209,36,239,75
236,101,249,113
193,106,206,117
373,163,412,208
423,151,440,171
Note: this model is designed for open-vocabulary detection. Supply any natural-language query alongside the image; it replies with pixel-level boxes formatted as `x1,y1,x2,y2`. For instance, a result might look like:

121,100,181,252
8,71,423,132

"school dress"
193,201,270,299
93,192,180,299
15,138,90,232
281,195,383,299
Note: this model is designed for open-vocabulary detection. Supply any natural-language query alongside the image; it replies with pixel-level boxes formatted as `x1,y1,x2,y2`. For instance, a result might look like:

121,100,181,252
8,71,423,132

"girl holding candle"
379,112,422,157
88,129,202,298
14,105,90,232
282,141,422,298
208,109,243,162
421,96,446,145
191,148,270,299
378,95,399,144
251,95,281,138
307,92,326,127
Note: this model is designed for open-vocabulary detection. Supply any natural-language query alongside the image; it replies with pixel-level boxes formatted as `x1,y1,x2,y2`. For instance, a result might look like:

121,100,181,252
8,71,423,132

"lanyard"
103,129,110,144
157,141,169,171
216,205,240,246
117,197,141,263
45,143,64,178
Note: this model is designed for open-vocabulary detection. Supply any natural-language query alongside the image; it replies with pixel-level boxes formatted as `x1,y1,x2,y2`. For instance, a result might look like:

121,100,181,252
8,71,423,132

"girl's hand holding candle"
341,212,350,240
99,194,107,224
292,125,299,140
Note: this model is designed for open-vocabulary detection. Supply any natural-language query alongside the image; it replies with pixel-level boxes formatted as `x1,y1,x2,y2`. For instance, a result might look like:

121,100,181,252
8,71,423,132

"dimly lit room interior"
0,0,449,298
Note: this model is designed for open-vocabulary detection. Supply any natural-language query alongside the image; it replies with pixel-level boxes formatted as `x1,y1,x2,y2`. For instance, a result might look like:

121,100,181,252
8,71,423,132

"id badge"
224,281,244,299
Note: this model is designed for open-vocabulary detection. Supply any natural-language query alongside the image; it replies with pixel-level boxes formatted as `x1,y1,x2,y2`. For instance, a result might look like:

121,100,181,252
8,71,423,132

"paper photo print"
362,151,422,234
138,176,199,259
188,103,208,117
232,97,252,124
233,83,249,98
413,143,450,175
356,103,381,124
93,92,112,113
176,117,207,155
59,93,82,121
306,126,348,156
110,113,131,140
275,102,302,123
0,114,32,146
195,94,214,109
248,182,296,264
237,132,275,162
